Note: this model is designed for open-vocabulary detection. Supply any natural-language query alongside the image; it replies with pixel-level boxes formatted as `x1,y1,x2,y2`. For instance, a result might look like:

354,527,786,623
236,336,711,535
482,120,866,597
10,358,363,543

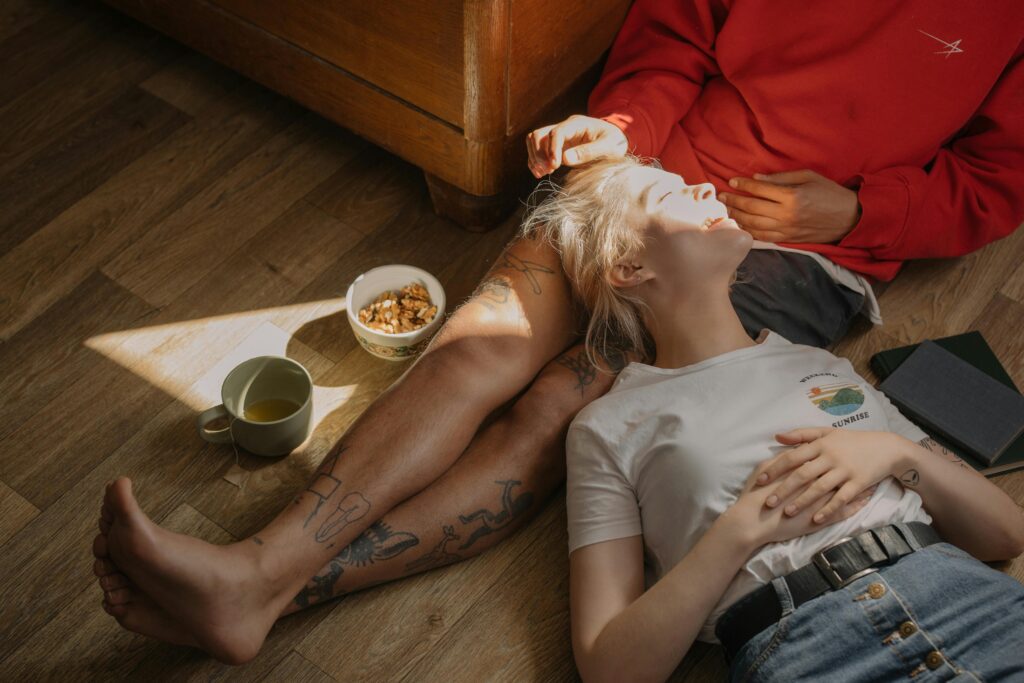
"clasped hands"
526,114,861,243
724,428,911,547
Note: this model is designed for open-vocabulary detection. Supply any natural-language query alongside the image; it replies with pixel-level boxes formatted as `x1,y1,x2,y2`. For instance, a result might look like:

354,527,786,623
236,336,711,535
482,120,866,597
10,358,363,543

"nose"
691,183,715,201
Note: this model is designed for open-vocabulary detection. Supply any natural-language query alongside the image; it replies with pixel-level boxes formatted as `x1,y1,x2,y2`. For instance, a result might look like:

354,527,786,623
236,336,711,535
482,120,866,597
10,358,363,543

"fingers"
775,427,832,445
812,481,865,523
526,124,555,177
726,176,794,201
756,442,820,487
786,469,847,515
719,192,782,219
725,207,786,240
765,458,830,508
754,170,817,184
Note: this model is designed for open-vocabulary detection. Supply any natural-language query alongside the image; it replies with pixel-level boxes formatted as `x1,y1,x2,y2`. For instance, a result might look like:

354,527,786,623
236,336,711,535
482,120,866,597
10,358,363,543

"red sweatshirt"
589,0,1024,281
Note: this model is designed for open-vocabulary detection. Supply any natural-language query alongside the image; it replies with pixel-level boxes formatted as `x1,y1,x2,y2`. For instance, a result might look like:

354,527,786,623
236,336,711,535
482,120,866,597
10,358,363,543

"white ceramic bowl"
345,265,446,361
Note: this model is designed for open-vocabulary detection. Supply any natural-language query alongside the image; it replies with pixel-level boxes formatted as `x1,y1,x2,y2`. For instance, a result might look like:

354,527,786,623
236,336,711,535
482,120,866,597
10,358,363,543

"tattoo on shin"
918,437,969,469
496,253,554,295
456,480,533,550
293,521,420,609
303,447,346,528
405,525,463,573
556,350,597,397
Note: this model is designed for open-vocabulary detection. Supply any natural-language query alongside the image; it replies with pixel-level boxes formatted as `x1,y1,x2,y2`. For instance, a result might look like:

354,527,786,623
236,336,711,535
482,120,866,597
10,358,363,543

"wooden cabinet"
103,0,632,229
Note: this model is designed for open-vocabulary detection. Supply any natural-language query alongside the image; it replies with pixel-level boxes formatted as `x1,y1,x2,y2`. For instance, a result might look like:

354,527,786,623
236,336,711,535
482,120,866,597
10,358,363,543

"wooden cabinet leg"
423,172,520,232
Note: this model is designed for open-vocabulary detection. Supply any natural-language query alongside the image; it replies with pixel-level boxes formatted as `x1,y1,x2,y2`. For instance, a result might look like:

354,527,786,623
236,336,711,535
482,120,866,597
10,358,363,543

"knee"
509,346,618,428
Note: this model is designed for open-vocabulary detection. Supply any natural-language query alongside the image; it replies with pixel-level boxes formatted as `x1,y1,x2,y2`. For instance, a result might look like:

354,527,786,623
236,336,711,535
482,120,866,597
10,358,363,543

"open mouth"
702,216,727,231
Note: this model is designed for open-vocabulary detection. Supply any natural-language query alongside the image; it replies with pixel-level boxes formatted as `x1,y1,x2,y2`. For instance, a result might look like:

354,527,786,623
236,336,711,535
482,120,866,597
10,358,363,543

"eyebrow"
640,181,661,210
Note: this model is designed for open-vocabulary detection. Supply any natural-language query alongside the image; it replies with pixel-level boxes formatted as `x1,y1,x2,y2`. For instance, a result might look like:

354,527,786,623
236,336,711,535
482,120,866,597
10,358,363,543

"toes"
103,599,129,618
99,515,111,535
93,533,109,558
99,572,131,592
106,477,138,519
104,587,134,605
93,558,116,577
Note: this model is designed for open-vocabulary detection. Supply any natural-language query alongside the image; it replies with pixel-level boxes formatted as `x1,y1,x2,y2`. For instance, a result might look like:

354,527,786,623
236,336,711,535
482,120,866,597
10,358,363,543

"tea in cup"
197,356,313,456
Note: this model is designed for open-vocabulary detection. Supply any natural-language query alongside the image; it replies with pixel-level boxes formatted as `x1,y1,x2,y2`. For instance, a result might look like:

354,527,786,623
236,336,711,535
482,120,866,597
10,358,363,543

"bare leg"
96,341,620,642
95,236,582,663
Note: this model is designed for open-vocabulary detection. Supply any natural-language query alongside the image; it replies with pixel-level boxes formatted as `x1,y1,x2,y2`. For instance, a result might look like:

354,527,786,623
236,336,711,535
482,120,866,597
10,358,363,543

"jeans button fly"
899,621,918,638
925,651,945,670
867,582,886,599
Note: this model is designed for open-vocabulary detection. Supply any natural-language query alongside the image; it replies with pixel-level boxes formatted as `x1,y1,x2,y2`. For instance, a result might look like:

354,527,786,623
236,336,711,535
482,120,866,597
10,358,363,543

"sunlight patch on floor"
85,300,356,425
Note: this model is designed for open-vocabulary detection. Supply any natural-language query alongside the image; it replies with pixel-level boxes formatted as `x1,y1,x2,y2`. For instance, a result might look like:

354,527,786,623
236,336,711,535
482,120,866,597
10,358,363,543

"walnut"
357,282,438,334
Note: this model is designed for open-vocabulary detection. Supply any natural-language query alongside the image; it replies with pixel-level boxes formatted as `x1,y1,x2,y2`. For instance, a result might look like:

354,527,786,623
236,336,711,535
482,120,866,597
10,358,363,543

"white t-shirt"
565,331,930,643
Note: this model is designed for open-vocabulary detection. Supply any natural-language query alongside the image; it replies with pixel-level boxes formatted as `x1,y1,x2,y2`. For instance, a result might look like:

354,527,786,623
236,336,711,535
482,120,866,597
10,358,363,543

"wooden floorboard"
0,2,1021,681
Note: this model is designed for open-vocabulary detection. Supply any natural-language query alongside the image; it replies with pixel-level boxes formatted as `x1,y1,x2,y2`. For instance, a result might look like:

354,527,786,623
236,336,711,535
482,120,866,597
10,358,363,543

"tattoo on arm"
900,469,920,487
917,437,970,470
556,350,597,397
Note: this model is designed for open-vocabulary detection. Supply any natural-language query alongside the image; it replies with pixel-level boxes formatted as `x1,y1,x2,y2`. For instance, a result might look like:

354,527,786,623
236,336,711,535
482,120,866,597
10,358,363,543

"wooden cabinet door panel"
212,0,466,127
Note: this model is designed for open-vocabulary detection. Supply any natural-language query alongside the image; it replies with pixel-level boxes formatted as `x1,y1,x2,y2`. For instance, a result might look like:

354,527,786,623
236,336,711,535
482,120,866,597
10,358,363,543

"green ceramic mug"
196,356,313,456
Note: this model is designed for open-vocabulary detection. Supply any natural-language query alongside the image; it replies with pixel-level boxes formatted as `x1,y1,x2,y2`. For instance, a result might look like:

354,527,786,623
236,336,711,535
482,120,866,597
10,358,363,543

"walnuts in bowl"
357,282,438,334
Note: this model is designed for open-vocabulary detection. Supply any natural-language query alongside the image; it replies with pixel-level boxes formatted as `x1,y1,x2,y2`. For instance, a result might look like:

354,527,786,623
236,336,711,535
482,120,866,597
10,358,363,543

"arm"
587,0,725,157
838,42,1024,261
756,428,1024,562
571,522,754,683
569,462,873,683
895,437,1024,561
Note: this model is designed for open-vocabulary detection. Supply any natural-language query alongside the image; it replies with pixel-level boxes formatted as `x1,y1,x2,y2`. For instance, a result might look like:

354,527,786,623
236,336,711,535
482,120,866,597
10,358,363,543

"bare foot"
97,477,281,664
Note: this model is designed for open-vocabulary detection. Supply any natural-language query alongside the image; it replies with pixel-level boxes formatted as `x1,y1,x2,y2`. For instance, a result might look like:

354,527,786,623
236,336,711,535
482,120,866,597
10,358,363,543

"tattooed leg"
93,237,581,658
279,340,623,615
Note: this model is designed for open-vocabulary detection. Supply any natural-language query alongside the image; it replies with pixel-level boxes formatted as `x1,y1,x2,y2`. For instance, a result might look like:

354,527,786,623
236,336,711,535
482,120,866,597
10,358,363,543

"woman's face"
617,165,752,289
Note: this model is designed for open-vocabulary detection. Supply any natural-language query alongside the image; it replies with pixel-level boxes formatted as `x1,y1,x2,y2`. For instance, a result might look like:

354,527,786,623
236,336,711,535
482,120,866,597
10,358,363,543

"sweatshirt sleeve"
840,41,1024,261
587,0,726,157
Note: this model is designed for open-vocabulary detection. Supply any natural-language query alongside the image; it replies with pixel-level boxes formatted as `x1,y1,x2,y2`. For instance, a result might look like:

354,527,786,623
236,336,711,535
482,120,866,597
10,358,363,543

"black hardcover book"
871,331,1024,477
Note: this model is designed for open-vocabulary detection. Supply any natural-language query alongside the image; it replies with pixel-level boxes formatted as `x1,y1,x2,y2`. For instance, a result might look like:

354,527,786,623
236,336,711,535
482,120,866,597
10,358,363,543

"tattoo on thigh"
556,350,598,397
405,525,463,573
496,253,555,296
918,437,969,469
292,521,419,609
456,480,534,550
472,276,513,311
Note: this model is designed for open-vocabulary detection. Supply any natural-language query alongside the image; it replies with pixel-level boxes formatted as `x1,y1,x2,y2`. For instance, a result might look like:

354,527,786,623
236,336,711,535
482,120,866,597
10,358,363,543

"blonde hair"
521,156,655,372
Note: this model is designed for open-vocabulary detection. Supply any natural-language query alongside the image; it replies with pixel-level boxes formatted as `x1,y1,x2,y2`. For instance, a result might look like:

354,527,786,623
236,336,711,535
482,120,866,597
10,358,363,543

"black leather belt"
715,522,941,661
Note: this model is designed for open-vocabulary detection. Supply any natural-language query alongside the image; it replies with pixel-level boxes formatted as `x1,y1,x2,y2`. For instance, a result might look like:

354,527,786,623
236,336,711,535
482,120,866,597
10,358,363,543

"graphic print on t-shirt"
806,381,865,416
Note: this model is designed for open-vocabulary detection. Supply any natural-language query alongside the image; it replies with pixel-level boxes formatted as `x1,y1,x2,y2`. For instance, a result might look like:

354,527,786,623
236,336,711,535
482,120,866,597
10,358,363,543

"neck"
644,286,756,369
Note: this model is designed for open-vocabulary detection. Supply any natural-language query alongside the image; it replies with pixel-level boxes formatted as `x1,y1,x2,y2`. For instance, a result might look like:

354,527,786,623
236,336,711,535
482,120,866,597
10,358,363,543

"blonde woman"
529,157,1024,682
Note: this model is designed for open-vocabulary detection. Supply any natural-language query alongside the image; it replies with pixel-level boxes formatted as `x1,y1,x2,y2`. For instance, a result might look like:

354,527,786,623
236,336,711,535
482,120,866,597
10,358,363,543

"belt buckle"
812,535,878,589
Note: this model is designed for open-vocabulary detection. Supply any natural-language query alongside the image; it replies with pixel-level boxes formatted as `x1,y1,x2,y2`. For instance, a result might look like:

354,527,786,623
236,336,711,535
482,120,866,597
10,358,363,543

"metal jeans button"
867,582,886,599
899,621,918,638
925,651,945,670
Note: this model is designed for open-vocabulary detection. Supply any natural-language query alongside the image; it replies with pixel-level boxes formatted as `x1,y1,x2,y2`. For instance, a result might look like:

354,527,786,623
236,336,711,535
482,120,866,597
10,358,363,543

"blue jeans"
730,544,1024,682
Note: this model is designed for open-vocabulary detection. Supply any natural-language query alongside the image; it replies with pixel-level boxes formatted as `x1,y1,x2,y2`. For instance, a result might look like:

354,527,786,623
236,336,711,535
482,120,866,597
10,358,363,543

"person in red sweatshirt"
528,0,1024,347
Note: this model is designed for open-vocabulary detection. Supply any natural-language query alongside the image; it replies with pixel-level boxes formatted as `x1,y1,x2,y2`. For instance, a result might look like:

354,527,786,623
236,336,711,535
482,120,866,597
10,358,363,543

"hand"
719,461,874,550
752,428,912,524
526,115,628,178
718,170,861,243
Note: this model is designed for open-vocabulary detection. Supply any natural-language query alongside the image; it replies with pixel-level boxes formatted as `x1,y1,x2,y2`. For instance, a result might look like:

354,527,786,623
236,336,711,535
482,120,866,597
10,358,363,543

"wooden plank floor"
1,2,1022,681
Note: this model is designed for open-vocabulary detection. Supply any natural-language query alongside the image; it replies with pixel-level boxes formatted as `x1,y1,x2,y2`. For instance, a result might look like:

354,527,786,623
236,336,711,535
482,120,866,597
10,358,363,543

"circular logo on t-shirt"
807,382,865,416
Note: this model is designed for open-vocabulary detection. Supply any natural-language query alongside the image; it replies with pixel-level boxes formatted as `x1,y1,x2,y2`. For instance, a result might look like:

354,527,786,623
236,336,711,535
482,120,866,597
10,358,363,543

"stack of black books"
872,331,1024,477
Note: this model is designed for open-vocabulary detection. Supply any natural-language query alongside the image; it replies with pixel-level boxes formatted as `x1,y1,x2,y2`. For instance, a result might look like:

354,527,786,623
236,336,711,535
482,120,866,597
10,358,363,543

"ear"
607,259,653,288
